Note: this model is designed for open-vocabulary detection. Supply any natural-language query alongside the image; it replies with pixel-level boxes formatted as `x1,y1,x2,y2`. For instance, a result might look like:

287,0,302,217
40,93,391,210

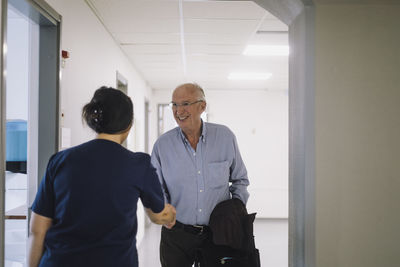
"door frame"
252,1,316,267
0,0,61,264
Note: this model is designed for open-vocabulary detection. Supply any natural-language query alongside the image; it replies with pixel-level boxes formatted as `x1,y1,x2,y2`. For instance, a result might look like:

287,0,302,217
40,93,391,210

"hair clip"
92,108,103,123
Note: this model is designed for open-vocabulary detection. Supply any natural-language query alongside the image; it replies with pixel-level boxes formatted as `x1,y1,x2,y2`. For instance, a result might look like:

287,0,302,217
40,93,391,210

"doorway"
0,0,61,265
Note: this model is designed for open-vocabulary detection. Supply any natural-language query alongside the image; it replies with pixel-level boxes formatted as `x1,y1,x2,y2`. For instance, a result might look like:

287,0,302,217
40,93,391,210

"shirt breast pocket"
207,161,230,189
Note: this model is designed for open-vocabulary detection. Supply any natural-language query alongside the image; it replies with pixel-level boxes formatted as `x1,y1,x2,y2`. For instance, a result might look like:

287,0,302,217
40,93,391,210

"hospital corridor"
0,0,399,267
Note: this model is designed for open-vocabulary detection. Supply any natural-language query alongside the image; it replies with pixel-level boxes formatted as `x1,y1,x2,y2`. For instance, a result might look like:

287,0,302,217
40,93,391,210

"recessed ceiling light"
228,72,272,80
243,45,289,56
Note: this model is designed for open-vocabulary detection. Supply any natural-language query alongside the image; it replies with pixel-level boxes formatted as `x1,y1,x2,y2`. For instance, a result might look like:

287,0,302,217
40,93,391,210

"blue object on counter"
6,120,27,162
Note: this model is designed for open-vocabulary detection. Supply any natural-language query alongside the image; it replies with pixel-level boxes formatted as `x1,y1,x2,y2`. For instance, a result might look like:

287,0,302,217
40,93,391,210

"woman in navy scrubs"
28,87,175,267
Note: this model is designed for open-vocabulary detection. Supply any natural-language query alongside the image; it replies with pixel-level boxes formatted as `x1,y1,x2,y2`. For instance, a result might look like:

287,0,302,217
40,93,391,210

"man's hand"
164,204,176,229
146,203,176,225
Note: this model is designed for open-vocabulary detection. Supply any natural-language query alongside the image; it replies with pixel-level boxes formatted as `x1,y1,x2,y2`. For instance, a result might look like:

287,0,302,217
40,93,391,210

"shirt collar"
178,120,207,144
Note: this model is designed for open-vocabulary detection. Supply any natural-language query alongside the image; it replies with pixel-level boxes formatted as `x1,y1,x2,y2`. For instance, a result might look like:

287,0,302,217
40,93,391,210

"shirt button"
193,153,196,156
199,209,202,212
198,171,201,174
200,190,203,193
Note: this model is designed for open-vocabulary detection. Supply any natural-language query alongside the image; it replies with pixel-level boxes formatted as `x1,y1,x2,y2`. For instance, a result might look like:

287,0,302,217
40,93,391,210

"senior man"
151,83,250,267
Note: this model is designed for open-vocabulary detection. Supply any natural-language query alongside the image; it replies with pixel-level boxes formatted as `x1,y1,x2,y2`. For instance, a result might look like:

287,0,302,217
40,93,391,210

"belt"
174,221,209,235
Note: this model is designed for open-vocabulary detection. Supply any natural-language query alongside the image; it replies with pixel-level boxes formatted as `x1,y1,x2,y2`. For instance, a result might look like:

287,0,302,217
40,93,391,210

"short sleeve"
31,155,56,219
140,160,165,213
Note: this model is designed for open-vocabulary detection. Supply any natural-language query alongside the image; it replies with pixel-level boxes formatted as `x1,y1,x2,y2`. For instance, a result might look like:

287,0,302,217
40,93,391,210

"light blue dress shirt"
151,121,250,225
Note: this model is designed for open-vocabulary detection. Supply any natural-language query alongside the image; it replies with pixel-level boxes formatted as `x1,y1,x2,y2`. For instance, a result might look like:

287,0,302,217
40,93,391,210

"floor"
138,218,288,267
5,215,287,267
5,172,27,267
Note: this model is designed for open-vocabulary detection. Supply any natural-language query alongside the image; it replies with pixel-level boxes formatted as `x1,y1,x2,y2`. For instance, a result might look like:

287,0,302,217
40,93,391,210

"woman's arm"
28,212,52,267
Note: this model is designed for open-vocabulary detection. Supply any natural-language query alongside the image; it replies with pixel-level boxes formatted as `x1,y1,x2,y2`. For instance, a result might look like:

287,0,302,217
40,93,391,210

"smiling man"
151,83,250,267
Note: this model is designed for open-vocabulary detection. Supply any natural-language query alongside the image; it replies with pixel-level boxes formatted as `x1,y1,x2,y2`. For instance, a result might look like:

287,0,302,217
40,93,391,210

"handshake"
145,203,176,228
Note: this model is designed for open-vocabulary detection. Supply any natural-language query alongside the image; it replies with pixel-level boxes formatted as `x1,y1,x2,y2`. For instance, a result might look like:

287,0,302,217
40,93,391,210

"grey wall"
314,3,400,267
256,1,400,266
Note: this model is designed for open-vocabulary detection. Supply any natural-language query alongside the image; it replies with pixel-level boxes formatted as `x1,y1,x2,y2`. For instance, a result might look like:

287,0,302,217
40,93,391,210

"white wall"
314,3,400,267
46,0,153,246
208,90,288,218
151,89,288,218
208,90,288,267
6,16,29,120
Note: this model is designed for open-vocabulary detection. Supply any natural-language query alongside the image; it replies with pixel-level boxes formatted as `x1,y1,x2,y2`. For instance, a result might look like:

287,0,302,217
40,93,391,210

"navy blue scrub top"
31,139,165,267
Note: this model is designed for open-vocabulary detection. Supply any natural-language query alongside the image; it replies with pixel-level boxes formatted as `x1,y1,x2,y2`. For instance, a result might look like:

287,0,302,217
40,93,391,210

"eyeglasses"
169,100,204,109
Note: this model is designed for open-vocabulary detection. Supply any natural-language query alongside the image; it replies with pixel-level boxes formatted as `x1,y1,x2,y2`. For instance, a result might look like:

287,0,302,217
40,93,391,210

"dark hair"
82,86,133,134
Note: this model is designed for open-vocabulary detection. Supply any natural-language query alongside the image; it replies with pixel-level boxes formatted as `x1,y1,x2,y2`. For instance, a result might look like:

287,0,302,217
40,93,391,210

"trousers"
160,222,210,267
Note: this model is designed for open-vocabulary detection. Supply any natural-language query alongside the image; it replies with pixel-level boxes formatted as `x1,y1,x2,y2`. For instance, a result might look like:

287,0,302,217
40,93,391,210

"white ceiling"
88,0,288,91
